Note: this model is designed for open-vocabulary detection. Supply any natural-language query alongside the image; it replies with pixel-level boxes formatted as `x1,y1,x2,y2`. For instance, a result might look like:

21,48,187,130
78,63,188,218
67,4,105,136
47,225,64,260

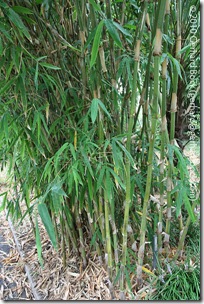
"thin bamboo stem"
158,0,170,254
75,201,87,268
105,0,121,134
60,213,66,268
120,3,147,298
173,201,198,261
137,0,167,287
104,194,113,280
165,0,182,250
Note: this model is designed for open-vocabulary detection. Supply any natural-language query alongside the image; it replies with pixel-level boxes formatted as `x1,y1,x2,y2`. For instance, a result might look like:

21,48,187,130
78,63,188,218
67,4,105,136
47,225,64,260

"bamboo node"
153,28,162,55
158,222,162,233
163,232,169,243
171,93,177,112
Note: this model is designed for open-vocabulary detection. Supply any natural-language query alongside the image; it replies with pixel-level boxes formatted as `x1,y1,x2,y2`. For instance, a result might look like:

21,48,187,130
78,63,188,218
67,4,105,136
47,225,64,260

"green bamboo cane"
75,200,87,268
75,0,87,105
158,0,170,254
89,5,106,249
85,198,102,264
120,0,126,25
60,212,66,268
119,2,147,299
165,0,182,250
104,188,113,281
64,218,79,253
63,200,79,254
109,194,119,276
105,0,121,134
173,200,198,261
175,0,183,232
136,0,167,287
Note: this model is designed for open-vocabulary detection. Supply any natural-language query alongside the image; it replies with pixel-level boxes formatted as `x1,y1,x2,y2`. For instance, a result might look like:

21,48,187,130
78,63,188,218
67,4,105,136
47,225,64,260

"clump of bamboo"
0,0,200,297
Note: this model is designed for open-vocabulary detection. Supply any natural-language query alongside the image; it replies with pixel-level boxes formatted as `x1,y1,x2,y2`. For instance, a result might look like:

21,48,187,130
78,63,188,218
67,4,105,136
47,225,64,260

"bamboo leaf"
177,44,191,55
142,266,156,276
34,62,39,90
97,98,112,120
12,6,33,15
25,128,45,157
90,98,99,123
183,191,196,223
36,56,48,62
169,144,189,178
51,180,67,197
39,62,61,70
1,113,9,142
7,8,31,39
115,139,134,166
87,172,93,200
38,203,57,249
89,0,101,12
69,143,77,160
55,143,69,159
113,21,131,37
167,53,182,79
107,167,125,190
136,211,151,222
0,37,3,55
54,143,69,171
0,192,7,212
41,157,53,182
124,267,132,291
68,170,74,194
51,192,62,214
172,57,182,79
81,147,94,177
90,20,104,68
0,21,13,41
112,139,120,169
96,166,105,191
84,27,97,50
162,33,173,45
0,78,16,95
135,175,145,198
104,19,123,48
72,168,79,197
105,169,112,202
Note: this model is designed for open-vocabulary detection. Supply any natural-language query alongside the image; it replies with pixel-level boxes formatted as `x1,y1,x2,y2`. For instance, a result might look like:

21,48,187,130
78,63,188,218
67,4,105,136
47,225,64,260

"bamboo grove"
0,0,200,298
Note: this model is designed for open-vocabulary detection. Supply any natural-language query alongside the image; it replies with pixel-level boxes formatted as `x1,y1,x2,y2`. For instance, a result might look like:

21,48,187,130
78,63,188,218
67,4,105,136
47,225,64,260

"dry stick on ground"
6,215,41,300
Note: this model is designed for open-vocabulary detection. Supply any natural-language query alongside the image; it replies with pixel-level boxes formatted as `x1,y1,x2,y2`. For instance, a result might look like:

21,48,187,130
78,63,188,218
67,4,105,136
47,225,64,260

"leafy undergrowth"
150,262,200,300
149,221,200,301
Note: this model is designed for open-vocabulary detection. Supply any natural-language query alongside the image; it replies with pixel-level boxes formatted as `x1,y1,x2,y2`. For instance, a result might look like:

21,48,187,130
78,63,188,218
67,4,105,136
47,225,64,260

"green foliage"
0,0,200,298
151,266,200,300
151,223,200,301
38,203,57,249
90,20,104,68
